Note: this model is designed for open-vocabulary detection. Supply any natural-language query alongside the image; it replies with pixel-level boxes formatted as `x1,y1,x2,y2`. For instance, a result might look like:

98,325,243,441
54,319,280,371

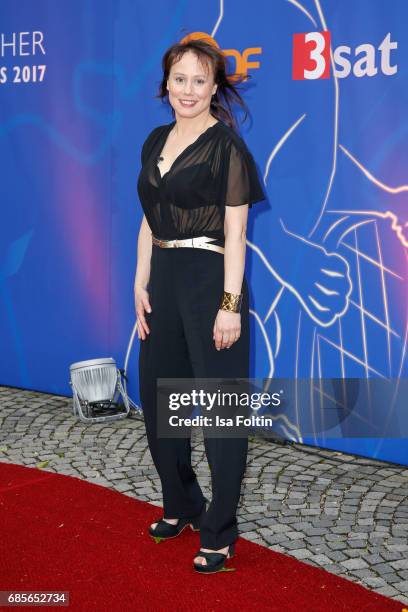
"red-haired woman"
135,37,266,573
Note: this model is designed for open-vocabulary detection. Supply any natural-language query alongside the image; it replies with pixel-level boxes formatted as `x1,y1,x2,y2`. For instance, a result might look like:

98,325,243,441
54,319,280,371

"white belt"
152,235,224,255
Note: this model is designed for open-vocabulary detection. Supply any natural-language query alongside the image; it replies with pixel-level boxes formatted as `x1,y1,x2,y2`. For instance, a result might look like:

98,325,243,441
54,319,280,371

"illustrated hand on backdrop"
284,236,352,327
264,223,353,327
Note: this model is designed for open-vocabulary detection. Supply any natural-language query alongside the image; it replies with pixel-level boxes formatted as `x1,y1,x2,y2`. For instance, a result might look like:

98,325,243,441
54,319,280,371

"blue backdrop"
1,1,407,464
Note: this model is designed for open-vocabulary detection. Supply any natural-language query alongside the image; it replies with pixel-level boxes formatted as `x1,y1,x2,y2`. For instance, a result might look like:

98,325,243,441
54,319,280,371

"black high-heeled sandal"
149,501,207,543
193,541,236,574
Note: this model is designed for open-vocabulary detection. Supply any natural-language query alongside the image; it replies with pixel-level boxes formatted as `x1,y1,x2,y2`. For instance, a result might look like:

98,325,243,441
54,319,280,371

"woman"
135,37,266,574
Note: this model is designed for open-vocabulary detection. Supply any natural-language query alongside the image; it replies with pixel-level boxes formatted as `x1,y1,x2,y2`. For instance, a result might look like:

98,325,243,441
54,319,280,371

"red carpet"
0,462,404,611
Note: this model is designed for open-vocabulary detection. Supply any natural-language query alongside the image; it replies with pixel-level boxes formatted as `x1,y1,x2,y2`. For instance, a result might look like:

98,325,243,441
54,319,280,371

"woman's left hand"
213,309,241,350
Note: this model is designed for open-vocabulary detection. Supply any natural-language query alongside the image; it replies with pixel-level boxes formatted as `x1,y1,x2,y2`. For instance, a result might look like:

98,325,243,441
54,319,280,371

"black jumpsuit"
137,119,266,549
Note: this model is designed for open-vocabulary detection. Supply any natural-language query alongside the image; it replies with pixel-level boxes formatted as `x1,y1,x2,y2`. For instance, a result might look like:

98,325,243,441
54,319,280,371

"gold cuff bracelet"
220,291,243,313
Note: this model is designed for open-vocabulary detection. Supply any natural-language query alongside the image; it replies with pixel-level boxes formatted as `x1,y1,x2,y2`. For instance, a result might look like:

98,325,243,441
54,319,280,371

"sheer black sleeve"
141,138,148,166
141,131,154,166
140,126,162,166
224,142,266,209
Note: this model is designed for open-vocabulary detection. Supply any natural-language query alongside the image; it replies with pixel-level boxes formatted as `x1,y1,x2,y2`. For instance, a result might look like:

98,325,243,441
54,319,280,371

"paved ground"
1,385,407,606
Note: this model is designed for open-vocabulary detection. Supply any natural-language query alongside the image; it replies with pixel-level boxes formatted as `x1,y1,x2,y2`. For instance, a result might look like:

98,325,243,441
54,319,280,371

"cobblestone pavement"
1,386,407,605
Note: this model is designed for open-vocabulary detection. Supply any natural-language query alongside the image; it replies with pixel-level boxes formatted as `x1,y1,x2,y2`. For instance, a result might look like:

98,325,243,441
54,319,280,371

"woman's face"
166,50,217,120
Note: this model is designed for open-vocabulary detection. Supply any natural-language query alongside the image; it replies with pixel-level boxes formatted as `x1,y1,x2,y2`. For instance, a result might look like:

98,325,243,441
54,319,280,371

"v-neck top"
137,119,266,242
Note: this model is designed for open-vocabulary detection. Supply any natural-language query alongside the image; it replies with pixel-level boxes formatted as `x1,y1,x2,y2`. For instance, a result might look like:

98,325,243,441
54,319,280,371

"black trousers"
139,243,249,549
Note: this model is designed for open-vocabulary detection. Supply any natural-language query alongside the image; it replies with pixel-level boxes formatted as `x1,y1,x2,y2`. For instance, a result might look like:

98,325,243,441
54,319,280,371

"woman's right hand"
135,285,152,340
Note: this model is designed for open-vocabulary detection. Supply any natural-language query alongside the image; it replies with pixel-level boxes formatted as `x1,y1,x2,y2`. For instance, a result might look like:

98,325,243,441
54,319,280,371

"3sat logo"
292,31,398,79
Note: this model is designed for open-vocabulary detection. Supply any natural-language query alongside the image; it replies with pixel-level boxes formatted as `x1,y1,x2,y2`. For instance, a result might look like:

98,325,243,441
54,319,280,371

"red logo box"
293,31,331,80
